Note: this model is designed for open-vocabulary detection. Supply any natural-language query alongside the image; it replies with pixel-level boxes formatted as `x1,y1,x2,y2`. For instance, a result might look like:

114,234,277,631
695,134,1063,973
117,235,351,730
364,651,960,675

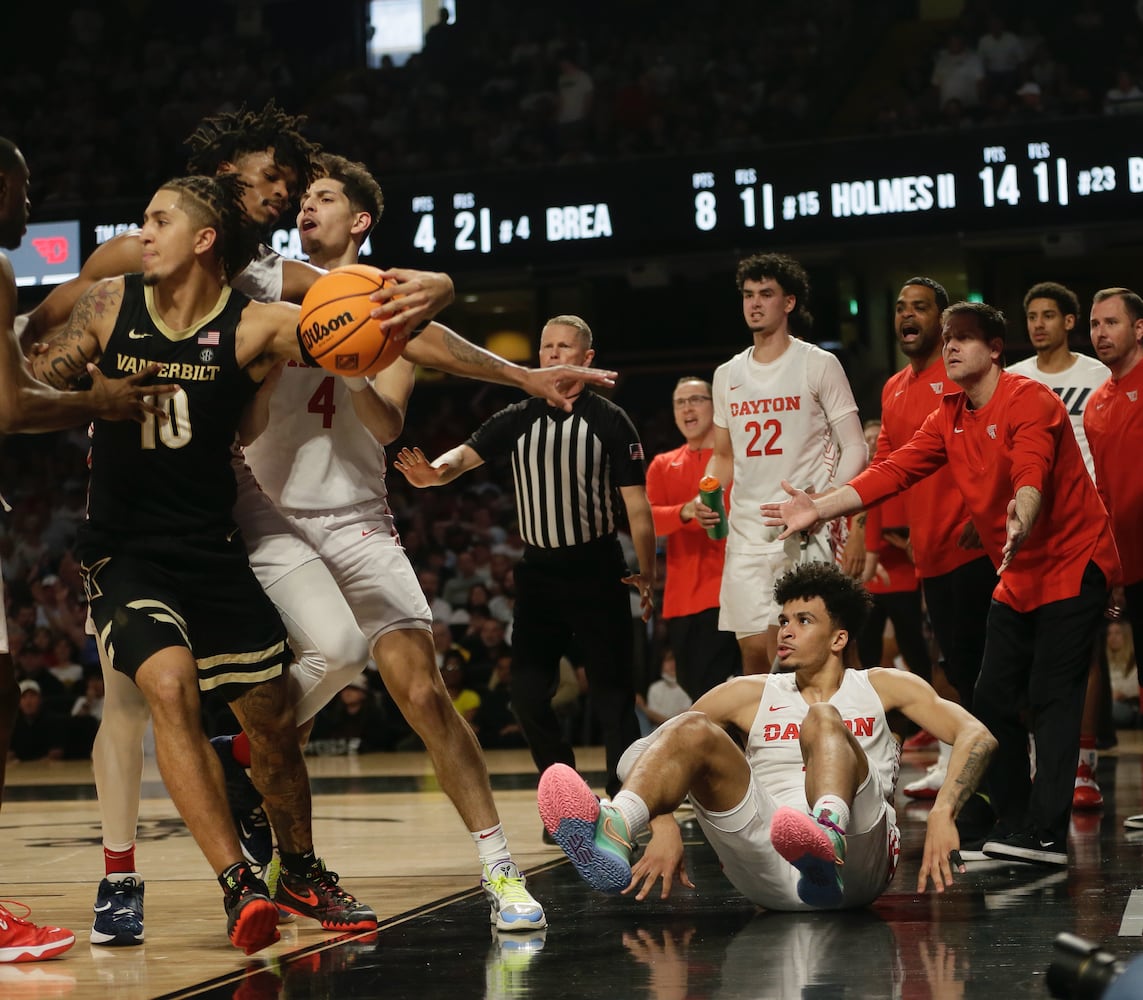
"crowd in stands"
5,2,1142,216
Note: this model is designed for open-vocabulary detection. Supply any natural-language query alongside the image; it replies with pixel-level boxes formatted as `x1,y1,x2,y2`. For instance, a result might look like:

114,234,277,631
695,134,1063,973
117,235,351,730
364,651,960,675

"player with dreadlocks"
18,101,324,348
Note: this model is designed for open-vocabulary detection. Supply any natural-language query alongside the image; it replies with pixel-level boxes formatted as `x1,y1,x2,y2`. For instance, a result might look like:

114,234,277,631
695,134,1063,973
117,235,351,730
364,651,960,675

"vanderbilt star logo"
79,556,112,601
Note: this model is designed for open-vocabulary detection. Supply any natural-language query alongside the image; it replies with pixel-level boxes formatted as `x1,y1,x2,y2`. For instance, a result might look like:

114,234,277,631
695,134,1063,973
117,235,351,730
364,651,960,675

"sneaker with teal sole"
770,806,846,908
537,763,633,894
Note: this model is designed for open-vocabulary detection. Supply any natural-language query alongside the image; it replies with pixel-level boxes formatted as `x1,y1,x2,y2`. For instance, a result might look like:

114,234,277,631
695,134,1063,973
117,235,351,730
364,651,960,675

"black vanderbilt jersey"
86,274,259,535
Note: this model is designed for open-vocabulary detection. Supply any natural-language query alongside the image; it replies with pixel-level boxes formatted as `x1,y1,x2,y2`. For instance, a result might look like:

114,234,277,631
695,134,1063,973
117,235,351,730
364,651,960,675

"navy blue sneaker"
211,735,273,868
90,875,145,946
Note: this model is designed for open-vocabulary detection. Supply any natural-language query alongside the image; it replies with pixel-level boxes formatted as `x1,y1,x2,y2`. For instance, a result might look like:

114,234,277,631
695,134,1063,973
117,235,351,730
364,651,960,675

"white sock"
812,795,850,834
938,740,953,771
610,790,650,838
472,823,511,870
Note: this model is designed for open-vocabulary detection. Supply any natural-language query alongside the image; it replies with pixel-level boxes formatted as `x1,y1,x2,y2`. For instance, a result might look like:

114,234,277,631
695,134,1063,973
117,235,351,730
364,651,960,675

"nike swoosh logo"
286,887,321,907
128,330,150,339
361,527,381,538
769,705,788,712
953,427,964,434
894,390,905,397
730,384,743,391
93,902,112,913
479,830,500,839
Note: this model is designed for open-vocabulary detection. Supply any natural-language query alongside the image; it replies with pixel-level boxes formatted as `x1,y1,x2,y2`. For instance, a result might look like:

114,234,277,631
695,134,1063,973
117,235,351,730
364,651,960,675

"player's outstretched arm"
401,322,617,412
393,444,484,488
869,668,997,893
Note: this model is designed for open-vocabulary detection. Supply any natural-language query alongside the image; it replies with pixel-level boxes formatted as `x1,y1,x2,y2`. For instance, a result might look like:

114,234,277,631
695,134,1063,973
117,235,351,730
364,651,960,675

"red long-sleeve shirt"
875,358,982,579
1085,362,1143,585
645,443,727,619
853,372,1119,612
864,494,919,595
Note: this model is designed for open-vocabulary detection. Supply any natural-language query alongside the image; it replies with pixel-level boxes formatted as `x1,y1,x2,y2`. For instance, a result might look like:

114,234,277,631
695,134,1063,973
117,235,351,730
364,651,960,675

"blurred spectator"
442,550,484,607
1104,69,1143,114
10,680,65,761
45,635,83,692
475,653,528,750
466,616,511,688
310,673,396,753
932,32,986,112
441,648,481,728
635,647,692,735
977,14,1025,95
1108,621,1139,728
71,671,104,721
417,568,453,623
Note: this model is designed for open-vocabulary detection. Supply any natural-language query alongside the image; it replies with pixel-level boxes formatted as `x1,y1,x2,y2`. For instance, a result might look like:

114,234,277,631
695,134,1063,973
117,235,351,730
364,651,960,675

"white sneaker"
903,762,946,800
482,861,547,932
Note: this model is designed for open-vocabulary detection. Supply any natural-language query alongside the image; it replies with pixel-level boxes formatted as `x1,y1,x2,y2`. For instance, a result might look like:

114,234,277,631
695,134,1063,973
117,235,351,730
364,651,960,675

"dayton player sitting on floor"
538,562,996,909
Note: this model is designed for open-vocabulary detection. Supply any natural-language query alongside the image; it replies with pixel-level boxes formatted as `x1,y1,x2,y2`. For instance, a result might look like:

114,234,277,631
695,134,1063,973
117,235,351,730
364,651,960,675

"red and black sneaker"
273,860,377,931
222,869,280,955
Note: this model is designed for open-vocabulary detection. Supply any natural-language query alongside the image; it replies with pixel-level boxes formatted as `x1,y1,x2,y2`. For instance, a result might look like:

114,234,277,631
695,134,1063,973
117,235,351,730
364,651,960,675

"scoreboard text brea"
387,117,1143,270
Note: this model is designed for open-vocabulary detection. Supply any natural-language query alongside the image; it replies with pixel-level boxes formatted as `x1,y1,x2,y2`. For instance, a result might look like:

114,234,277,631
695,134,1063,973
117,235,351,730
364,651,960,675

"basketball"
299,264,405,377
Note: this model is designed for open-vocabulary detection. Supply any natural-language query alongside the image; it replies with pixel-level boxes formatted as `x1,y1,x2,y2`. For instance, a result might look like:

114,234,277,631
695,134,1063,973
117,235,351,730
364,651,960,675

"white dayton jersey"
1006,354,1106,484
713,340,859,553
242,365,389,511
747,669,900,821
232,244,284,303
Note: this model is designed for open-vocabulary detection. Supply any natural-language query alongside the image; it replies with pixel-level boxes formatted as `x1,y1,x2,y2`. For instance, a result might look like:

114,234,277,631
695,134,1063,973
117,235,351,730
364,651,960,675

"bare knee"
799,702,845,747
662,710,728,754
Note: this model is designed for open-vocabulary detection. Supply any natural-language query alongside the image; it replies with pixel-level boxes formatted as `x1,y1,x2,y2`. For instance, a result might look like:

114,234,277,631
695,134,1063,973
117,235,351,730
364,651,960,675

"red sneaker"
1073,763,1103,810
0,901,76,963
901,730,938,752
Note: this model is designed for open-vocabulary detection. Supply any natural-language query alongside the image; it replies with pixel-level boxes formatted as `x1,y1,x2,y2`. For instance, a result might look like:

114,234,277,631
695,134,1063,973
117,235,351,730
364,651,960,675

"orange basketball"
299,264,404,377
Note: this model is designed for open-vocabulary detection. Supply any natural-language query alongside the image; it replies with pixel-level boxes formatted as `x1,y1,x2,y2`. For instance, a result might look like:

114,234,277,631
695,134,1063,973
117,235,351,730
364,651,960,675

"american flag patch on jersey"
198,330,221,346
629,443,644,460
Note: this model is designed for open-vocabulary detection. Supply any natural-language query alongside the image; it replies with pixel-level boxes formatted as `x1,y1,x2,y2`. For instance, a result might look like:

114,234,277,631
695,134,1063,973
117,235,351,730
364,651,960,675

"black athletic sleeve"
465,399,534,461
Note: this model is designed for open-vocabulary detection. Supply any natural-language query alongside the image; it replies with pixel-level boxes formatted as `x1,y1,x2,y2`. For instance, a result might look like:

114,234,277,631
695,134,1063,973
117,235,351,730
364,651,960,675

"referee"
396,315,655,795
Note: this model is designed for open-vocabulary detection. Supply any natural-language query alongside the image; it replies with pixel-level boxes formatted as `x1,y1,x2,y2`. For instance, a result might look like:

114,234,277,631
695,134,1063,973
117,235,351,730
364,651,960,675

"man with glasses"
646,378,741,698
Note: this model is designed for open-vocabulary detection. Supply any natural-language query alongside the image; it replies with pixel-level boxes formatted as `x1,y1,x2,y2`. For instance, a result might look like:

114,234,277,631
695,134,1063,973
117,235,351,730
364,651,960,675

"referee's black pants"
973,562,1108,846
510,541,641,797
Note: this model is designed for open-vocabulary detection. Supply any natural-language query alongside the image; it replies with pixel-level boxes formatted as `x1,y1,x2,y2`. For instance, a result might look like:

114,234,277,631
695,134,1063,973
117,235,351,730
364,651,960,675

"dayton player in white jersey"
1007,281,1111,815
241,153,548,931
538,562,996,910
697,254,867,675
1007,281,1105,483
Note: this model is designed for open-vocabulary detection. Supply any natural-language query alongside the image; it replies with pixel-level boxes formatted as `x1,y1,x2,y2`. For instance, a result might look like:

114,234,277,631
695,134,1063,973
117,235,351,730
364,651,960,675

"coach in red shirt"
1086,288,1143,645
646,378,741,698
765,301,1119,867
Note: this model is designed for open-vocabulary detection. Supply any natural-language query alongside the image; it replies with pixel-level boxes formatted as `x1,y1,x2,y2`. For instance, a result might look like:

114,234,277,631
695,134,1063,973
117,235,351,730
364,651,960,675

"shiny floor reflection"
172,752,1143,1000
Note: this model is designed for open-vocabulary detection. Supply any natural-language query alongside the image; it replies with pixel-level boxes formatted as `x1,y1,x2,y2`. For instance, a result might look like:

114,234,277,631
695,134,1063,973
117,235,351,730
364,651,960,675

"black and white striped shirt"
466,391,646,549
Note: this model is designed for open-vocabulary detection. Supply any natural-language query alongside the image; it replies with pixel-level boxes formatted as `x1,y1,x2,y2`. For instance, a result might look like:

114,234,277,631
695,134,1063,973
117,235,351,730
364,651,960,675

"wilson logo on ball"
300,310,355,351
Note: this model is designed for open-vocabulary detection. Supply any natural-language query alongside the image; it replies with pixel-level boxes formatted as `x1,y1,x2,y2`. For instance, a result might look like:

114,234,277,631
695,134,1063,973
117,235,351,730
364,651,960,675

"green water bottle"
699,476,728,540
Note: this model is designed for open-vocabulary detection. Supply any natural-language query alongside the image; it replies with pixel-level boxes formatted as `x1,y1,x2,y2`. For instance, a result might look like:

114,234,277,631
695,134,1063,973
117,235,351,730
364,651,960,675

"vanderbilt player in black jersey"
30,174,387,953
32,172,623,953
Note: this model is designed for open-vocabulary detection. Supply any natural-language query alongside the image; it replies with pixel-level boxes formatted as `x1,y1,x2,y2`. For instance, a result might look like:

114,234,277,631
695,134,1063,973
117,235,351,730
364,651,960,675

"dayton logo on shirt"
987,424,997,439
762,717,875,741
729,395,802,416
1129,391,1139,403
929,382,944,394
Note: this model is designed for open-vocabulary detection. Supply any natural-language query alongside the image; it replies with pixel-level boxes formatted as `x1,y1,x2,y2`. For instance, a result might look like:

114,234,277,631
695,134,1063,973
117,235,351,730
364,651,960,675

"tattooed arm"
869,667,997,893
401,322,617,412
21,276,175,428
30,277,121,388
